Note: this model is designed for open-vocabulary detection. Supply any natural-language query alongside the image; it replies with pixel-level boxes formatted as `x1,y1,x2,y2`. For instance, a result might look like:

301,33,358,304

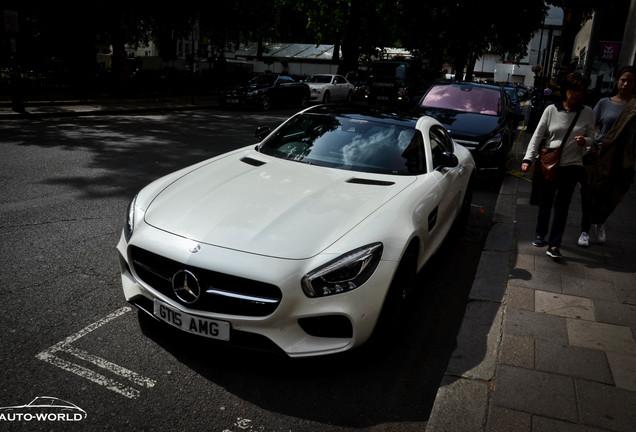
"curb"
426,169,518,431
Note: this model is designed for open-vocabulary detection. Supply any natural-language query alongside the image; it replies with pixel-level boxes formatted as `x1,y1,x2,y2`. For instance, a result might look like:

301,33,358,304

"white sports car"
305,74,355,103
117,105,475,358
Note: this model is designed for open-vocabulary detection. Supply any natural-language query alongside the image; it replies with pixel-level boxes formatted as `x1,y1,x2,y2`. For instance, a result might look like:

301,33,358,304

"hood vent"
240,157,267,167
347,178,395,186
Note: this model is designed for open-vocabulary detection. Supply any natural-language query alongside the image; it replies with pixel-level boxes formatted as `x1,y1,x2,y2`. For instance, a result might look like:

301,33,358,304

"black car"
221,74,310,111
416,81,521,175
366,59,431,106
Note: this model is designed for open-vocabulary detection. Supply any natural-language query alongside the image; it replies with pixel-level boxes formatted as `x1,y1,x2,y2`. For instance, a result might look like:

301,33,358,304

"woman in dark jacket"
579,66,636,247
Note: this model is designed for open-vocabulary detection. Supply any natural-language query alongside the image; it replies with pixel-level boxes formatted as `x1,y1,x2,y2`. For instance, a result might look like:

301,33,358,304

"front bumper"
116,227,395,358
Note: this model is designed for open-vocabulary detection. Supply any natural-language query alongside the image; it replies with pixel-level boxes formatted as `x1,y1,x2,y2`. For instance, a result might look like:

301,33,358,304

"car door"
427,124,466,248
273,76,294,104
333,75,347,100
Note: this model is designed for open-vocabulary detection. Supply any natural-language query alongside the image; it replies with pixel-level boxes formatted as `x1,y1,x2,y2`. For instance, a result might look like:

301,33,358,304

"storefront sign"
598,42,620,62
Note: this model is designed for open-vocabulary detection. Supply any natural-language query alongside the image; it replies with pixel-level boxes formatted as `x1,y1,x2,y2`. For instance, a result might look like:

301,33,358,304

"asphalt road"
0,106,501,431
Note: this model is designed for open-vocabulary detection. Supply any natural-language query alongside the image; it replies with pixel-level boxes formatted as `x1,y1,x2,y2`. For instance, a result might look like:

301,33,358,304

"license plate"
227,98,239,104
153,299,230,341
377,96,389,101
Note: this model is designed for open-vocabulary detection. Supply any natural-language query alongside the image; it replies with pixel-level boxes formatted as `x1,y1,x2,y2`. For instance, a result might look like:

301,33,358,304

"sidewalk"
427,131,636,431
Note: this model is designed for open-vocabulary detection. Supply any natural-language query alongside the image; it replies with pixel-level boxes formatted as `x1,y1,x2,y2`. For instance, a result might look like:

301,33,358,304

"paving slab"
426,377,489,432
576,379,636,432
534,290,595,320
485,407,531,432
492,365,578,422
532,416,601,432
535,340,614,384
605,352,636,391
566,319,636,356
502,307,569,344
446,302,503,380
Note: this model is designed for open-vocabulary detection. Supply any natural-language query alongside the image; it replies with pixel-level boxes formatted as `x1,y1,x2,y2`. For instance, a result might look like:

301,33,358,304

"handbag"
539,109,581,181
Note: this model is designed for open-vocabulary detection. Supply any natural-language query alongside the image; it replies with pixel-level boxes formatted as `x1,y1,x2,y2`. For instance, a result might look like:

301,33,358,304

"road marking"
36,307,156,399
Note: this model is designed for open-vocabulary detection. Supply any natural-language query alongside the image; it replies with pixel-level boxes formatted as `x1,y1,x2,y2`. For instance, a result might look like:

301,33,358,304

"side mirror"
255,126,271,140
437,152,459,170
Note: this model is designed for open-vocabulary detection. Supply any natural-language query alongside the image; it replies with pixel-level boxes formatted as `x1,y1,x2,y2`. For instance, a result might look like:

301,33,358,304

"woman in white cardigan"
521,72,595,259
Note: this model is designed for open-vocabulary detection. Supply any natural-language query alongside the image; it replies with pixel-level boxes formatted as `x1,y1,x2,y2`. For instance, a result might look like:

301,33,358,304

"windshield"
250,75,277,86
420,84,501,116
305,75,332,84
259,113,426,175
369,63,407,80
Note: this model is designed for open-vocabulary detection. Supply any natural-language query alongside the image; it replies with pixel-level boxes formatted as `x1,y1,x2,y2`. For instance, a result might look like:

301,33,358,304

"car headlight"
311,88,320,94
481,135,503,152
124,195,137,242
301,243,383,298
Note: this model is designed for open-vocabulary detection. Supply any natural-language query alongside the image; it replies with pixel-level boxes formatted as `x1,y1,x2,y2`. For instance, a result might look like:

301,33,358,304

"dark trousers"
536,165,584,248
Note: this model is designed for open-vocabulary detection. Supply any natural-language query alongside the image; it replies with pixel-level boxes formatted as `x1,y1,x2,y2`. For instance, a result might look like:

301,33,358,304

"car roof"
302,105,420,128
431,80,503,92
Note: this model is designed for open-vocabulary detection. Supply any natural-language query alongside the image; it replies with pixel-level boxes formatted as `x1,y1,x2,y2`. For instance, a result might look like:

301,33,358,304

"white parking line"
35,306,156,399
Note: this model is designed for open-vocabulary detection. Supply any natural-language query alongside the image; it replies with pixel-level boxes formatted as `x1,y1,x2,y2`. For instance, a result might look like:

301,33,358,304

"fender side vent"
241,157,266,167
347,178,395,186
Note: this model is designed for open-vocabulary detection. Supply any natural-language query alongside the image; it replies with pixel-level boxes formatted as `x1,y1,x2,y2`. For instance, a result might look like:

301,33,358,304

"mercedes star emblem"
171,269,201,304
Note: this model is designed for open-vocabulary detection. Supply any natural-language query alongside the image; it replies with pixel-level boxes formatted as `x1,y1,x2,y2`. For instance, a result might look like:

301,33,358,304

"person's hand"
521,162,530,173
574,136,586,146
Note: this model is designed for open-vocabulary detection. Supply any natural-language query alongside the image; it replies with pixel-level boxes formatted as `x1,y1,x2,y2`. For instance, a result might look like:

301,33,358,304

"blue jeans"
536,165,584,248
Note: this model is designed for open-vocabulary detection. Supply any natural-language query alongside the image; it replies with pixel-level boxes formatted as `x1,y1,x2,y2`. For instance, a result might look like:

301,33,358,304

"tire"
322,91,330,104
457,178,474,227
260,95,271,111
299,94,309,108
369,248,418,347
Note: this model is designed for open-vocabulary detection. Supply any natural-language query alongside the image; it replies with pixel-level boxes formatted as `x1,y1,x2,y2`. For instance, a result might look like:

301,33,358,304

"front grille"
130,246,282,317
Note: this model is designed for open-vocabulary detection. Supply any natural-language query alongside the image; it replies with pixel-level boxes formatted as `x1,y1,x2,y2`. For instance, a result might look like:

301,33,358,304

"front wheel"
369,248,418,348
322,91,331,104
260,95,271,111
457,178,474,227
299,94,309,108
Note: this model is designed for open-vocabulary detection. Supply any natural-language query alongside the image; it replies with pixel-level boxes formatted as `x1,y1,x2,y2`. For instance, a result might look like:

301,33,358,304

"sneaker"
595,224,606,244
577,232,589,247
546,247,562,259
533,236,546,247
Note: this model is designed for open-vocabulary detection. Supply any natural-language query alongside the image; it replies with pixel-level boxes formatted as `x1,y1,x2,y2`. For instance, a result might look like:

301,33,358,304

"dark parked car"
366,59,431,106
416,81,521,175
221,74,310,111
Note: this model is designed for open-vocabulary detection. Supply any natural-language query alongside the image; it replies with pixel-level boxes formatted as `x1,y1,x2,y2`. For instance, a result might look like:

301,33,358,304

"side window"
401,130,427,174
335,76,345,84
430,125,454,170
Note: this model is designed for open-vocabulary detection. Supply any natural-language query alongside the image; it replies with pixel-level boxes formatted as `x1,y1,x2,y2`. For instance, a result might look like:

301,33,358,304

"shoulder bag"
539,108,581,181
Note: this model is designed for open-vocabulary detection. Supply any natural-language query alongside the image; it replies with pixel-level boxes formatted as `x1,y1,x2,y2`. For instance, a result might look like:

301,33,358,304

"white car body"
305,74,355,103
117,106,475,358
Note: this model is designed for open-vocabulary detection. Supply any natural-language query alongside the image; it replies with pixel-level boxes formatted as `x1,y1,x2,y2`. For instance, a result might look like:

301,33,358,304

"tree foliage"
5,0,582,88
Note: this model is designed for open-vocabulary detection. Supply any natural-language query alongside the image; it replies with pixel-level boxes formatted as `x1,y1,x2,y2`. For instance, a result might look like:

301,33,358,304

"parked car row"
220,73,525,176
119,66,534,360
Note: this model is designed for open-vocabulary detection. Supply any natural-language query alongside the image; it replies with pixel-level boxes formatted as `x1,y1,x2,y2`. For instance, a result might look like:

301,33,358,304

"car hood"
418,107,503,140
144,150,415,259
